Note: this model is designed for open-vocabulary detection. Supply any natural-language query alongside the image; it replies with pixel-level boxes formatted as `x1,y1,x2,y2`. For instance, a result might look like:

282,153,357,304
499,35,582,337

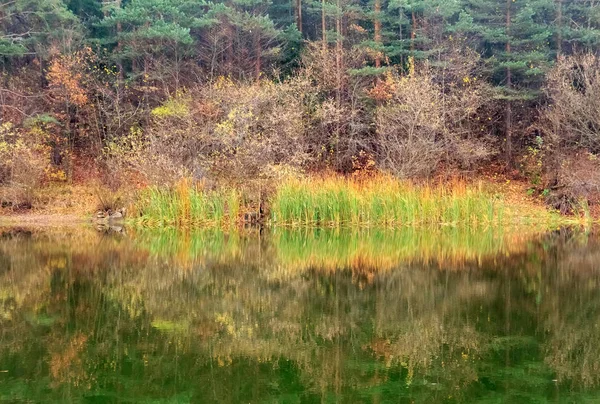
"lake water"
0,226,599,403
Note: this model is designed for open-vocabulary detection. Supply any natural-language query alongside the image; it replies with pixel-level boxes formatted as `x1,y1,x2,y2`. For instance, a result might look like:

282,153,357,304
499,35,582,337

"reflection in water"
0,226,599,402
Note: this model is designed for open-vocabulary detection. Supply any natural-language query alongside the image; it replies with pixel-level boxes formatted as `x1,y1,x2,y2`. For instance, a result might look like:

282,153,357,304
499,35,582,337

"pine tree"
460,0,554,163
385,0,462,68
555,0,600,55
0,0,81,59
99,0,206,79
66,0,106,44
200,0,286,80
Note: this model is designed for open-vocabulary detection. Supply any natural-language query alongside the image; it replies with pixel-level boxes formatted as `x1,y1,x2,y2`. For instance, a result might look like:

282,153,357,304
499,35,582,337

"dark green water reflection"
0,226,599,403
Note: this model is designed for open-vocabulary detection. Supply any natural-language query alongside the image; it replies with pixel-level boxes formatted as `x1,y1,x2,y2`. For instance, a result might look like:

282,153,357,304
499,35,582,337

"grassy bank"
129,175,576,228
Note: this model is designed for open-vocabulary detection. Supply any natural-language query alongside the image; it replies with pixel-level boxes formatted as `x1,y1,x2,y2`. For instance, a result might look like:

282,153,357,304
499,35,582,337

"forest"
1,0,600,218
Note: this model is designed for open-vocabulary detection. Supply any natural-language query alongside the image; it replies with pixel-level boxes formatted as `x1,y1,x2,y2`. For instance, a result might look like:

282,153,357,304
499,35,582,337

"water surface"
0,226,599,402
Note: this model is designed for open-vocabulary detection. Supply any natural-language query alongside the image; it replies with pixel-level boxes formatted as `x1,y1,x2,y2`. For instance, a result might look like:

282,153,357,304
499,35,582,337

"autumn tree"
46,49,93,179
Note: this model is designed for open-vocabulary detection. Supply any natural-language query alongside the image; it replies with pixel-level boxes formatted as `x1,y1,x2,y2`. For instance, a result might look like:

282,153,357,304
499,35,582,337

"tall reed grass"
132,179,242,227
131,175,566,228
271,175,512,227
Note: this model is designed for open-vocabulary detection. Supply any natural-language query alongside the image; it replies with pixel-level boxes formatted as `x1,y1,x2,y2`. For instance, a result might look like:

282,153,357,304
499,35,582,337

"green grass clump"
132,180,242,227
271,175,508,227
270,175,571,227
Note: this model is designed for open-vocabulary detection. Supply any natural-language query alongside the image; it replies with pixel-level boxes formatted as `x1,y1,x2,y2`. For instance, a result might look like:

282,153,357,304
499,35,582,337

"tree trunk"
322,0,327,51
556,0,563,57
335,0,343,94
398,9,404,67
411,10,417,55
226,19,235,75
505,0,513,166
65,100,73,183
102,0,122,76
116,0,123,78
254,31,261,81
296,0,303,34
374,0,382,68
335,0,343,165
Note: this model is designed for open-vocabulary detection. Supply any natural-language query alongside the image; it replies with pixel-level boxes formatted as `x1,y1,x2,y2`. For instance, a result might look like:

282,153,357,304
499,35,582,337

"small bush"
107,78,314,195
0,123,49,209
542,54,600,153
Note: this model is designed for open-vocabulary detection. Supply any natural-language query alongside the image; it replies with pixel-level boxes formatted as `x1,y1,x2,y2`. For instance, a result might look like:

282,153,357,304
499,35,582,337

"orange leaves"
195,100,221,120
349,23,367,34
366,72,396,103
47,50,91,109
351,150,378,181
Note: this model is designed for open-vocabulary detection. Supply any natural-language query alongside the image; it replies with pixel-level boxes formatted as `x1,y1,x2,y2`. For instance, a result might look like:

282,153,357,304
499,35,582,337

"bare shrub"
548,153,600,214
539,54,600,208
376,71,445,177
542,54,600,153
104,99,203,187
299,44,375,170
203,77,312,184
375,60,493,178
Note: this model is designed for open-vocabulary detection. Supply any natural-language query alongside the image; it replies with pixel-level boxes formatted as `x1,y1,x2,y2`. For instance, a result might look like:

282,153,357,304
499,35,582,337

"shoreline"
1,177,597,229
0,214,90,227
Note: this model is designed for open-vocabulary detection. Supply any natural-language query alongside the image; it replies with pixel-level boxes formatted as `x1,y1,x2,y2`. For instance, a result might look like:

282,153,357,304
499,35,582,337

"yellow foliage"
44,167,68,182
407,56,415,76
0,122,52,179
213,75,234,90
151,93,191,118
104,126,146,162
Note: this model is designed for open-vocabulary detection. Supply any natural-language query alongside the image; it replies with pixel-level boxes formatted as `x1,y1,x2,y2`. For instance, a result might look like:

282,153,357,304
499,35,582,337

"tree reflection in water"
0,226,598,402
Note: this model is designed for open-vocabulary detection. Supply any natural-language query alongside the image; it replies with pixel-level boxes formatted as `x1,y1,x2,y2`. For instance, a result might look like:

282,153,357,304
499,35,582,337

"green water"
0,226,599,403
